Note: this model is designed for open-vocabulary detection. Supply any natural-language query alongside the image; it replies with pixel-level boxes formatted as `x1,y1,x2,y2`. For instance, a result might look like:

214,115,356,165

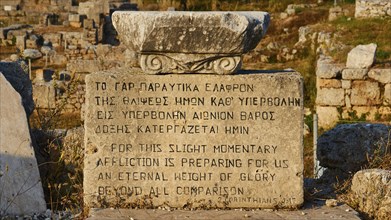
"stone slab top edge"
86,68,301,79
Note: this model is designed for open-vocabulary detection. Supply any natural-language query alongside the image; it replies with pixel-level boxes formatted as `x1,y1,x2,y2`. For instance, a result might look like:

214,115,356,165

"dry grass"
329,17,391,66
336,128,391,219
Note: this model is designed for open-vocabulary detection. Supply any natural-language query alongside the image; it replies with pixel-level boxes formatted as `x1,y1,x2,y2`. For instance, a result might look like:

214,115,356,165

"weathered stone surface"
112,11,270,74
87,202,361,220
69,14,81,22
84,69,304,209
385,83,391,105
0,73,46,215
351,169,391,220
350,106,380,120
345,94,352,109
316,88,345,106
32,83,56,109
368,69,391,84
342,68,368,80
351,81,381,105
316,78,342,89
317,123,390,172
0,62,34,115
316,56,343,79
51,54,67,66
316,106,339,129
22,49,42,59
66,59,100,73
341,80,351,89
346,43,377,69
355,0,391,18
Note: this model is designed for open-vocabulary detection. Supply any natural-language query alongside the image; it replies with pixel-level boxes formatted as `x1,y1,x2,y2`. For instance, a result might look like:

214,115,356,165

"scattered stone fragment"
351,169,391,220
346,43,377,69
325,199,338,207
22,48,42,59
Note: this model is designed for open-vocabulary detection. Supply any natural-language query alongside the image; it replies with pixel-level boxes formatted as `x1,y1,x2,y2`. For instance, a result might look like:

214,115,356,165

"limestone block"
15,35,26,51
84,70,304,209
69,14,81,22
317,123,390,172
51,54,67,66
351,169,391,220
33,83,56,109
316,78,342,89
70,21,82,28
345,95,352,109
0,73,46,215
316,56,343,79
286,8,296,15
351,106,379,120
26,39,38,49
280,12,288,19
351,81,381,105
342,68,368,80
112,11,270,74
316,106,339,129
316,88,345,106
368,69,391,84
346,43,377,68
341,80,351,89
83,19,95,29
378,106,391,120
385,83,391,105
66,59,100,73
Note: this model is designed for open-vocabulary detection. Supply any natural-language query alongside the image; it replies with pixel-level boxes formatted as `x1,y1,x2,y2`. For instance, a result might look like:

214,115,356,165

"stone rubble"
355,0,391,18
351,169,391,220
346,43,377,69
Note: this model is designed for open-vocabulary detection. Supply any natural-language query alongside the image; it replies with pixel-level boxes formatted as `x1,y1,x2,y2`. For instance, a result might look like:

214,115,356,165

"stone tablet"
84,69,304,209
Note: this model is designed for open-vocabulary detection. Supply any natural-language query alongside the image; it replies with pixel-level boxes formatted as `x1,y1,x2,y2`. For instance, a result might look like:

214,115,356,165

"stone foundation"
355,0,391,18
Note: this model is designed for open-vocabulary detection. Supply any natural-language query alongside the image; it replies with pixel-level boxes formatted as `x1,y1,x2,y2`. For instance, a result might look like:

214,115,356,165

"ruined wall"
316,56,390,129
355,0,391,18
33,77,86,113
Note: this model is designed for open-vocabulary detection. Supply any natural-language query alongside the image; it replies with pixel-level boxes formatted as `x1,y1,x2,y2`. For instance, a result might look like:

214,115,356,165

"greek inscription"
205,83,254,92
123,110,185,120
210,97,233,106
122,96,169,106
115,82,135,91
238,97,301,107
97,110,114,119
240,111,275,121
95,96,115,106
95,124,130,133
139,82,199,92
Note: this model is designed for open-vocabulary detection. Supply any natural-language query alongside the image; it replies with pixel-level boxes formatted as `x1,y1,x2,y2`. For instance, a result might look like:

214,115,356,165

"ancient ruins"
83,11,304,209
